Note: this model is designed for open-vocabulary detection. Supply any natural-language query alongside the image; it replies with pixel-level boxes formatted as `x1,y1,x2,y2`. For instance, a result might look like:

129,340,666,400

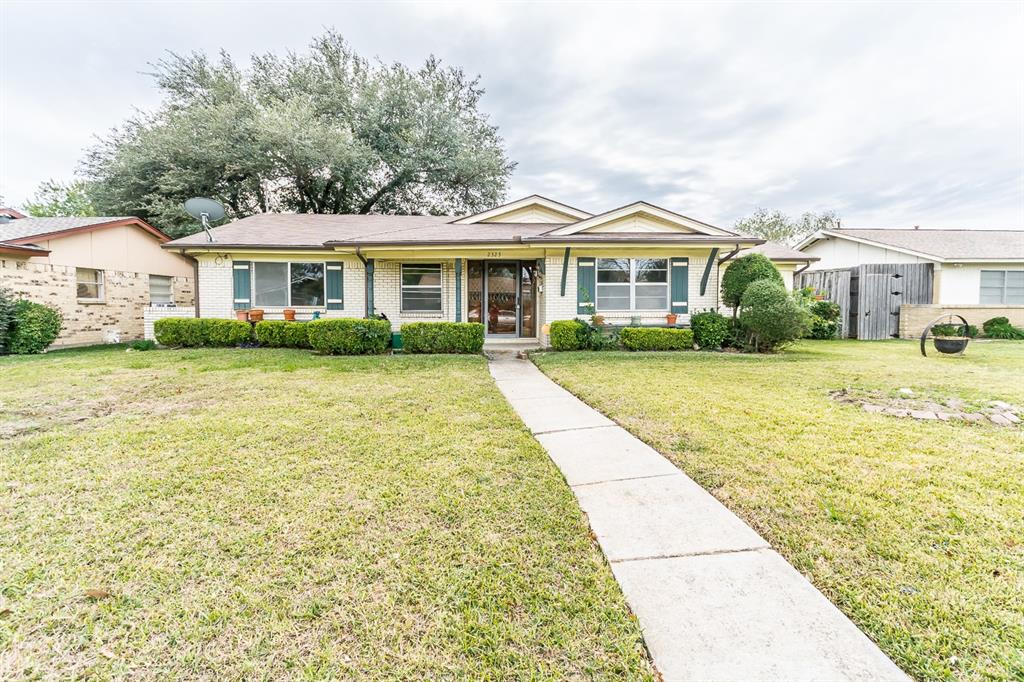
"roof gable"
795,228,1024,262
451,195,591,224
0,216,170,245
545,201,736,237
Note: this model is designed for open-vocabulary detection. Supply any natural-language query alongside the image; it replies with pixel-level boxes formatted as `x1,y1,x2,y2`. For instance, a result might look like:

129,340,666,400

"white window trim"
251,261,328,308
980,269,1024,305
595,258,669,312
76,268,105,302
149,274,175,306
400,263,444,313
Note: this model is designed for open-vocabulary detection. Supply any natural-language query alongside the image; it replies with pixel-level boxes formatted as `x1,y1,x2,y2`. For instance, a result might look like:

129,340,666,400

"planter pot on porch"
248,309,265,322
666,313,678,326
283,309,296,321
235,310,249,321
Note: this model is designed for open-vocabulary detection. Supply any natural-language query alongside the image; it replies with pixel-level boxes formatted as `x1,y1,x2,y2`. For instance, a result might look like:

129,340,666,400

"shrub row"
619,327,693,351
254,320,311,348
306,318,392,355
982,316,1024,340
401,322,484,354
690,310,730,349
0,296,63,354
154,318,252,347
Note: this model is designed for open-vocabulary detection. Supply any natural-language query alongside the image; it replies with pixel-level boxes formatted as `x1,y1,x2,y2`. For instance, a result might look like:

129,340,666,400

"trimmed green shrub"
807,317,840,340
7,300,63,354
306,318,391,355
983,316,1010,335
810,300,840,321
691,310,729,349
984,321,1024,340
128,339,156,351
550,319,586,351
739,280,809,352
254,320,311,348
0,287,16,353
620,327,693,351
153,318,252,347
401,322,484,354
721,254,784,310
931,323,978,338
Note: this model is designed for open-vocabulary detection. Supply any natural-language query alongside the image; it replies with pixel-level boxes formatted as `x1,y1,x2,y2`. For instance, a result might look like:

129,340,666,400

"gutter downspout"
794,260,813,275
717,244,741,265
356,247,374,318
177,249,200,318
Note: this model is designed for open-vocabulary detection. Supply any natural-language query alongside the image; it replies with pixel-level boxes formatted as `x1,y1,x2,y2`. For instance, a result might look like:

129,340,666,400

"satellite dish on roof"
184,197,225,243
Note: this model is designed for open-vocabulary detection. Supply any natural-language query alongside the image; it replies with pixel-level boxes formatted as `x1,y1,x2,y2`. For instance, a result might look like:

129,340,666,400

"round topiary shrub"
738,280,809,352
690,310,730,349
7,300,63,354
721,253,784,311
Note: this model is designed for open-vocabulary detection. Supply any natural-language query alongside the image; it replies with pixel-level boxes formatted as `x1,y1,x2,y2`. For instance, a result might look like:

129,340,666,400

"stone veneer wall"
1,258,194,347
899,304,1024,338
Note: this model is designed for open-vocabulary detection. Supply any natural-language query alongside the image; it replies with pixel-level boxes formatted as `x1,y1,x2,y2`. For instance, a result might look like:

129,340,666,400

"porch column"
365,258,375,317
454,258,463,322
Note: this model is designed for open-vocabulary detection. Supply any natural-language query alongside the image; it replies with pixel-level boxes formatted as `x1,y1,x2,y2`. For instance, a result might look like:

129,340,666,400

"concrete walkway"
488,354,907,682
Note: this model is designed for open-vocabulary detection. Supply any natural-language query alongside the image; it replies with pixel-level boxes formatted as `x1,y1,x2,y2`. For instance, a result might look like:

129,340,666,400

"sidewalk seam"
569,472,681,488
609,545,772,564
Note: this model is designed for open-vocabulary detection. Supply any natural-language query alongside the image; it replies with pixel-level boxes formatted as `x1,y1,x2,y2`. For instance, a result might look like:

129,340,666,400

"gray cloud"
1,0,1021,228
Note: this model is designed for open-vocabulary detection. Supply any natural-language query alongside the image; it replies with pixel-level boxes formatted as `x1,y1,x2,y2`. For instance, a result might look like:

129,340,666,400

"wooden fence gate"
797,263,933,340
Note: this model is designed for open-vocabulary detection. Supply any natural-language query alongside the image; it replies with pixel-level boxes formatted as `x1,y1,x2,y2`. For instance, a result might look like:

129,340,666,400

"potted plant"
248,309,265,322
591,313,605,327
235,309,249,321
666,312,678,325
283,308,296,321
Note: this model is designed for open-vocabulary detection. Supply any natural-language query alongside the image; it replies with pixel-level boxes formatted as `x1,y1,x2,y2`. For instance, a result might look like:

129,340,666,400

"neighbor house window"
401,263,443,312
980,270,1024,304
149,275,173,305
596,258,668,310
252,262,325,307
76,268,104,301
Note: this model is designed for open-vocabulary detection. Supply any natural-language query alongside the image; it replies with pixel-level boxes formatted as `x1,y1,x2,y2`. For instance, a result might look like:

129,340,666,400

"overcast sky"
2,0,1022,228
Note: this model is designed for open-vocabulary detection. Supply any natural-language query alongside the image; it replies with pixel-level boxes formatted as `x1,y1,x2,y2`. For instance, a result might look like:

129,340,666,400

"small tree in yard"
721,253,784,316
0,287,17,353
739,280,809,352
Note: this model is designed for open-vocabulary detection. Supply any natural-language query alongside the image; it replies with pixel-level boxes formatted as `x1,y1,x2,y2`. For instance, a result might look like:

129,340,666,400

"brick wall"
144,306,196,340
899,304,1024,338
1,258,194,347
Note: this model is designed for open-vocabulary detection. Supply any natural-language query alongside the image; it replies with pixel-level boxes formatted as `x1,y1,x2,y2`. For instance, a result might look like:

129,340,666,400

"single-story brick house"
161,196,786,344
0,213,195,347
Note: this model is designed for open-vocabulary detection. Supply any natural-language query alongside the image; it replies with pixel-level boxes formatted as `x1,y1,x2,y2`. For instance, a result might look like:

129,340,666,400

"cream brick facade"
1,257,194,347
899,304,1024,338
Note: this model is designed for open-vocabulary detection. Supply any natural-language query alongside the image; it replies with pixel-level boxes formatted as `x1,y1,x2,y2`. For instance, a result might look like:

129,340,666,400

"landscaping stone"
883,408,910,417
962,413,986,422
989,414,1013,426
910,410,937,420
1003,412,1021,424
935,412,958,421
898,388,915,396
990,400,1013,410
862,403,885,413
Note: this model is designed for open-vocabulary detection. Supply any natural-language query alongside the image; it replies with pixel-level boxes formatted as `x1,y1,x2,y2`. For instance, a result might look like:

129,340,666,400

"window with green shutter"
670,257,689,314
232,261,251,310
326,262,343,309
576,257,595,313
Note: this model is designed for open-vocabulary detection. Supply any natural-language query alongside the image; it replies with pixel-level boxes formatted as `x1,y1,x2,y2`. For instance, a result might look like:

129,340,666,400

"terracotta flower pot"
666,313,678,326
235,310,249,321
283,309,296,321
248,309,264,322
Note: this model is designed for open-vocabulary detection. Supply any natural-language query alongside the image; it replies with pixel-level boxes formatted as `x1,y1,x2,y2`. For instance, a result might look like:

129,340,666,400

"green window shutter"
232,261,251,310
670,257,689,314
326,262,344,310
577,257,595,314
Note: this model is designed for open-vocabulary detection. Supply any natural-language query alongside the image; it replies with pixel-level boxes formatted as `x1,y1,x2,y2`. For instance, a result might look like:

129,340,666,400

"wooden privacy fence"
797,263,933,340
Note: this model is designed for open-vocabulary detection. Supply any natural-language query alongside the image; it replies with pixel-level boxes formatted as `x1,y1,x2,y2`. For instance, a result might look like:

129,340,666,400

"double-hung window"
596,258,668,311
252,262,325,307
401,264,443,312
980,270,1024,304
149,275,173,305
76,268,104,301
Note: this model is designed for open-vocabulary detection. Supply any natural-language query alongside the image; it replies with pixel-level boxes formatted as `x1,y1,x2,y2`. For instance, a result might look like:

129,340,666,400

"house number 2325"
486,251,502,258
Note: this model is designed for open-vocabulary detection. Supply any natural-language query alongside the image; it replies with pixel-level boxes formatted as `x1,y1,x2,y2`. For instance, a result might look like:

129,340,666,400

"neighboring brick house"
0,213,195,347
161,195,769,346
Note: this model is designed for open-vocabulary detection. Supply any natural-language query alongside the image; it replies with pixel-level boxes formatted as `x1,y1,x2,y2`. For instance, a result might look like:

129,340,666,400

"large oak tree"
83,32,515,236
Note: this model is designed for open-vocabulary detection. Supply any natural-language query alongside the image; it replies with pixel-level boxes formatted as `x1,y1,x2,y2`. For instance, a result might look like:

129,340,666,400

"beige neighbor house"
159,195,785,346
795,228,1024,337
0,213,195,347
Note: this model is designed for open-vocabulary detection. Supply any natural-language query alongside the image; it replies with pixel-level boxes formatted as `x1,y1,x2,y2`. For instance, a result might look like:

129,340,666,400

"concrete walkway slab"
488,355,908,681
536,426,680,486
573,474,769,561
612,549,906,681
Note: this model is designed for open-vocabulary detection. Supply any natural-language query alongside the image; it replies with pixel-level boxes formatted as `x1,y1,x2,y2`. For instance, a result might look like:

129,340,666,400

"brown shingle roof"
816,228,1024,261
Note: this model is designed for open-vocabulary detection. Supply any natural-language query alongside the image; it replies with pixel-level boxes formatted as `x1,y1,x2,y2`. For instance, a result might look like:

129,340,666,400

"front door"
485,261,519,335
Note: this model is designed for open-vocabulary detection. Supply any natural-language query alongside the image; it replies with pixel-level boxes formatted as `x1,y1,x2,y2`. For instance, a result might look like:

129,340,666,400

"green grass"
533,340,1024,681
0,347,654,680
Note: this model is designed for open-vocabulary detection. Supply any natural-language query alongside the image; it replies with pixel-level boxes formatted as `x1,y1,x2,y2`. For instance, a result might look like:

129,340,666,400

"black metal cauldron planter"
920,314,970,357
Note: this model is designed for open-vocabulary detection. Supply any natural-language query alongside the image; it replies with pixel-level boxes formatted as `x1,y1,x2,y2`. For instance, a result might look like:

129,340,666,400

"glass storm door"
485,262,518,335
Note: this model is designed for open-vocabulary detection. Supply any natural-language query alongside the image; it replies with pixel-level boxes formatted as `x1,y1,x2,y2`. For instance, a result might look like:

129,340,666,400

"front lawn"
0,347,653,679
533,340,1024,682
